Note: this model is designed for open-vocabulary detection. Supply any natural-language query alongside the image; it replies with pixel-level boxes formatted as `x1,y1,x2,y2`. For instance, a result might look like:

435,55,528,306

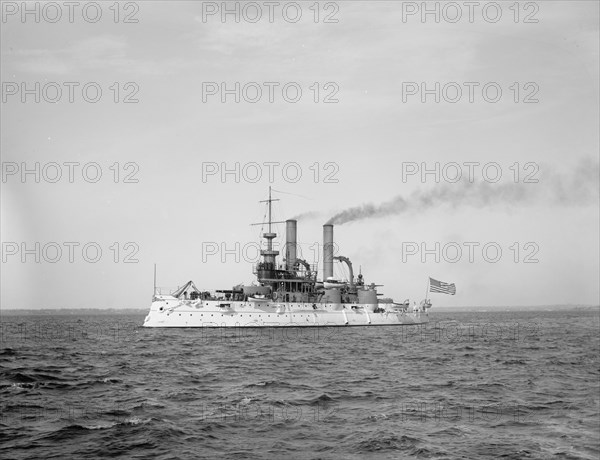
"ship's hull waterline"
143,297,429,328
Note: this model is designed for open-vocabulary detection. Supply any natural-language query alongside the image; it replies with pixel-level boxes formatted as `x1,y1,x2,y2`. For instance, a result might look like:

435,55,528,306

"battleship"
143,189,431,328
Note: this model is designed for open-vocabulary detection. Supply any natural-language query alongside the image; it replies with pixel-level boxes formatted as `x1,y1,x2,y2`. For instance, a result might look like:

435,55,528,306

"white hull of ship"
143,296,429,328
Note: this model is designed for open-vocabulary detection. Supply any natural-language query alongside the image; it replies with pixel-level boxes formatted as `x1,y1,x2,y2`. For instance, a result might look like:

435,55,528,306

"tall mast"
268,186,272,234
253,188,283,272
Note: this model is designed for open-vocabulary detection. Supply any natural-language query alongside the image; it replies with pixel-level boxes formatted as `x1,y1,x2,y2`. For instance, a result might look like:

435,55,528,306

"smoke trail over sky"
325,157,599,225
289,211,320,221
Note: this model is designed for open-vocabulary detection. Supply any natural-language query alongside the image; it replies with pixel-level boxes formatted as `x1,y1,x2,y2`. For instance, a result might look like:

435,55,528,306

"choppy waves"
1,310,599,459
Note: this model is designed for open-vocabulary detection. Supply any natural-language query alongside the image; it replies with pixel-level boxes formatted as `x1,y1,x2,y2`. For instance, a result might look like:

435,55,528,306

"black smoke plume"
325,157,599,225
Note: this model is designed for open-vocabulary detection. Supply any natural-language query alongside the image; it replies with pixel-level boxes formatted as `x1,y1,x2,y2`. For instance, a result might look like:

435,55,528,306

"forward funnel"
285,219,297,271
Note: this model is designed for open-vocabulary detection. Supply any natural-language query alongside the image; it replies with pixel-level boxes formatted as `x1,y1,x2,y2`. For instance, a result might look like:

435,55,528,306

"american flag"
429,278,456,295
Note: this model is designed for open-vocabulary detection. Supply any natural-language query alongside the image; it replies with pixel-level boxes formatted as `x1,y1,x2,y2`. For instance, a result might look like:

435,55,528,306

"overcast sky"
1,1,598,309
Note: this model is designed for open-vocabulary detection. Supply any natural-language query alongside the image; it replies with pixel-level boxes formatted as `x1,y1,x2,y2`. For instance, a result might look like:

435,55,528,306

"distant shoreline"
1,305,598,316
1,308,149,316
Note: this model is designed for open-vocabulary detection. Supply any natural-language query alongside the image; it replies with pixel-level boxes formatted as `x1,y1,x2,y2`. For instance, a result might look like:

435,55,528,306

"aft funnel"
323,224,334,280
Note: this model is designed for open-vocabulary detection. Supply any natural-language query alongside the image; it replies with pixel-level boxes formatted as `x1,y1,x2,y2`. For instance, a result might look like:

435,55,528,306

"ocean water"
1,309,598,459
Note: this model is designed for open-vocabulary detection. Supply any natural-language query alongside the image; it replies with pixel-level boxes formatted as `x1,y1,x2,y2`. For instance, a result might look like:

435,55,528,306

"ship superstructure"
143,189,430,328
